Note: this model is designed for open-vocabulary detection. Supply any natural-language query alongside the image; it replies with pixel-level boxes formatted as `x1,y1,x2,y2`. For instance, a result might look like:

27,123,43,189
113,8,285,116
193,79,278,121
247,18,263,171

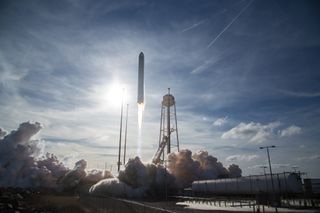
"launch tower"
152,88,180,164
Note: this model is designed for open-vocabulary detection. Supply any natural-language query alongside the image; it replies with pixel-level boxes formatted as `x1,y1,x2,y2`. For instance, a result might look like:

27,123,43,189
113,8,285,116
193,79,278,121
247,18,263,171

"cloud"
249,163,291,170
226,154,258,162
297,155,320,161
221,121,281,143
279,125,301,137
0,128,7,138
222,121,303,143
182,19,207,33
213,116,228,126
191,56,222,74
279,89,320,98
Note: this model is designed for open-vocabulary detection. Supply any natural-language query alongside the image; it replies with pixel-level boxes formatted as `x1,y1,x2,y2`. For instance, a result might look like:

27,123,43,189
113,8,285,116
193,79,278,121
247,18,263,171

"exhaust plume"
0,122,111,190
90,151,242,198
0,122,242,198
90,156,175,198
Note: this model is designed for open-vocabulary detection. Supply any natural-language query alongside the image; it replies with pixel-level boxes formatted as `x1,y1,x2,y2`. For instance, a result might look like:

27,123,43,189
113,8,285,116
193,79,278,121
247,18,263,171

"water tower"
152,88,180,164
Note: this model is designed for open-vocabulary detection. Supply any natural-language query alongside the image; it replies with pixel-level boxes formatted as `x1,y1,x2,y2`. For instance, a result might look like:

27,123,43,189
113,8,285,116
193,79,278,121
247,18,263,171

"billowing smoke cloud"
91,150,242,198
193,150,229,179
168,150,242,188
90,156,175,198
0,122,110,190
84,169,114,183
0,128,7,138
228,164,242,178
90,178,145,198
58,159,87,190
0,122,67,188
167,149,201,188
1,122,242,198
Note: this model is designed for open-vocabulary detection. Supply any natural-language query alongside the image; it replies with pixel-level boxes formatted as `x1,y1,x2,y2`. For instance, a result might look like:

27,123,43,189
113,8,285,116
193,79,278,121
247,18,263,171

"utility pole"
260,145,277,212
260,165,269,193
117,88,125,172
123,104,129,165
260,166,267,175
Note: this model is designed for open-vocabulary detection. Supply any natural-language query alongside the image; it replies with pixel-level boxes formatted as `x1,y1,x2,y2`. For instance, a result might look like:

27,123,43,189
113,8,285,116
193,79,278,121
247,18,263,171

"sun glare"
94,82,127,108
106,83,126,106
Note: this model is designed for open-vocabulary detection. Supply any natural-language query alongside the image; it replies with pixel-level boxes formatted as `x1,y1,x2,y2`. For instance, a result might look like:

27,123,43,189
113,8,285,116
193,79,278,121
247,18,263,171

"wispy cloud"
297,155,320,161
221,121,281,143
213,116,228,127
249,163,291,170
182,19,207,33
279,89,320,98
207,0,254,48
221,121,303,143
226,154,258,162
279,125,301,137
190,56,222,74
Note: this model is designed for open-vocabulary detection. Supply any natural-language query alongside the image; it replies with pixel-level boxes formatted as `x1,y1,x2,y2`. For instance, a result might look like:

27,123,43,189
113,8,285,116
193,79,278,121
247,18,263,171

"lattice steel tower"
152,88,180,164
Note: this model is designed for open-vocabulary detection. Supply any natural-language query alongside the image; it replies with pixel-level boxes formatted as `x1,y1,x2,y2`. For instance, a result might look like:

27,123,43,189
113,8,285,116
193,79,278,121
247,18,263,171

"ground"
1,188,319,212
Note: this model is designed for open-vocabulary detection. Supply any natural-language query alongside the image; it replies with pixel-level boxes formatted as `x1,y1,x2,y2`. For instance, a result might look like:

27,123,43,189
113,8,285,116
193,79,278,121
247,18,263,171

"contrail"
207,0,254,48
182,19,207,33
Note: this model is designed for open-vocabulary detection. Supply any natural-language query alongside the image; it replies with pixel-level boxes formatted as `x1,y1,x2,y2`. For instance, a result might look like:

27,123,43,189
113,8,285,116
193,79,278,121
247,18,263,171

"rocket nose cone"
139,52,144,57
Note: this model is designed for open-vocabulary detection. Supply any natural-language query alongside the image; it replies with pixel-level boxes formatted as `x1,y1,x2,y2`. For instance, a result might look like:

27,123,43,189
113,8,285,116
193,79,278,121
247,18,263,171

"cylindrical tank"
162,94,175,107
192,173,303,195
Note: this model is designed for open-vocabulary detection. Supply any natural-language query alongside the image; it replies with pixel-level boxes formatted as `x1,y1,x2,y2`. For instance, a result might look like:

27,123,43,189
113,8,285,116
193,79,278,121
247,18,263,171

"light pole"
123,104,129,165
260,166,268,193
260,145,277,212
117,88,125,172
260,166,267,175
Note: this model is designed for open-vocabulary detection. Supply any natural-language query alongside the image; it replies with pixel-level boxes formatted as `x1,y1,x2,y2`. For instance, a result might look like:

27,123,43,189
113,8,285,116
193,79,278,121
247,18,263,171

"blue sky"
0,0,319,177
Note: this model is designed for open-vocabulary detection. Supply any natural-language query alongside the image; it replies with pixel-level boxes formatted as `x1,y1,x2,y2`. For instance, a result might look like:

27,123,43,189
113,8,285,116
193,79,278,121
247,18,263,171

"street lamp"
117,88,125,172
123,104,129,165
260,165,269,193
260,145,277,212
259,146,276,180
260,166,268,175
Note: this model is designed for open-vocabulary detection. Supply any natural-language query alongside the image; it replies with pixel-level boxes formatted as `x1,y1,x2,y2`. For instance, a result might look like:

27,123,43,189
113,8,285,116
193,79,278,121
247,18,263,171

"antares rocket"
137,52,144,104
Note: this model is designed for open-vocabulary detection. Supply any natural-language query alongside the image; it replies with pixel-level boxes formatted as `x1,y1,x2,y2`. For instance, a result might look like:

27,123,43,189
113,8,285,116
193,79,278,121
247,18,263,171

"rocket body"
137,52,144,104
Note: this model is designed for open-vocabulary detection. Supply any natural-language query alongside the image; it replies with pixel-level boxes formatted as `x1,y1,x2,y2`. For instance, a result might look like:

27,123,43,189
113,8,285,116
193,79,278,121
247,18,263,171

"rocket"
137,52,144,104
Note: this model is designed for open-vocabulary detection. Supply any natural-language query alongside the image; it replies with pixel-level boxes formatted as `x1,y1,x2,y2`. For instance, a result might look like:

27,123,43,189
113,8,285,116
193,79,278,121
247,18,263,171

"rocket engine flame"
137,103,144,157
138,103,144,129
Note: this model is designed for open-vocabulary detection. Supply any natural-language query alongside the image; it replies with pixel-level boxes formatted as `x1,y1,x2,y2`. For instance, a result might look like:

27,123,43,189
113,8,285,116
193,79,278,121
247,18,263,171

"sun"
105,82,127,106
91,80,129,110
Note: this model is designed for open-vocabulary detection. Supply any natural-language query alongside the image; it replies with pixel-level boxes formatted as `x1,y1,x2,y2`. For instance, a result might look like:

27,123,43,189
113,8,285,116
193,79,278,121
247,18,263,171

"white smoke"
167,149,201,188
0,122,69,188
84,169,114,183
37,153,69,179
0,122,242,198
0,127,7,138
0,122,111,190
167,150,242,188
90,156,175,198
58,159,87,190
193,150,229,178
228,164,242,178
90,151,242,198
90,178,145,198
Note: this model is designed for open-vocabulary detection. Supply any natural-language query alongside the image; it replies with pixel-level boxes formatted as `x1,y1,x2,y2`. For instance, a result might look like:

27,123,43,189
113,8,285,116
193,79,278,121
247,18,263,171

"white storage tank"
192,173,303,195
304,178,320,195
